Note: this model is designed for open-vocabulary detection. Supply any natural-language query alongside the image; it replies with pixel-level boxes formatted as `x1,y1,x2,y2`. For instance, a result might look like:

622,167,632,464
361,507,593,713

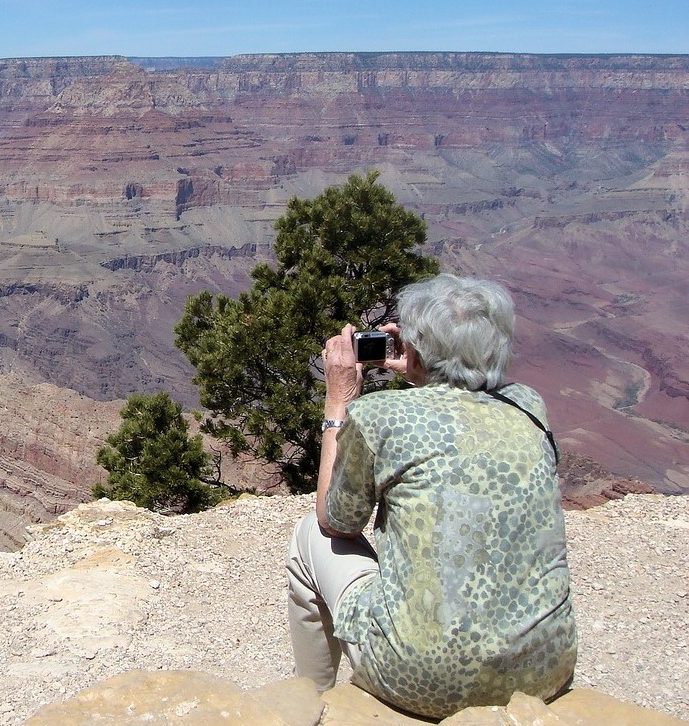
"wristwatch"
321,419,346,432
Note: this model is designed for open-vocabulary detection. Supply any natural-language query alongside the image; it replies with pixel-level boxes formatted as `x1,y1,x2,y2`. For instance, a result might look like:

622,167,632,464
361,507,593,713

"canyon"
0,52,687,543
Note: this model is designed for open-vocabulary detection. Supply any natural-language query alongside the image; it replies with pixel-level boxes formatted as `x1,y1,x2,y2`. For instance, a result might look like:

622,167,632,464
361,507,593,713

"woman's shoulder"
498,382,548,418
349,383,549,419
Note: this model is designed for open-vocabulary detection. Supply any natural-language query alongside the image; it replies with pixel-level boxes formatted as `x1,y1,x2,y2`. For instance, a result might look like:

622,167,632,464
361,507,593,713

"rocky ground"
0,493,687,724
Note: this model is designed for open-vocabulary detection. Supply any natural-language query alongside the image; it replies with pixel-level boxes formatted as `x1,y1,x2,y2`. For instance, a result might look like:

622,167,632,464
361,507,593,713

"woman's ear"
405,345,426,386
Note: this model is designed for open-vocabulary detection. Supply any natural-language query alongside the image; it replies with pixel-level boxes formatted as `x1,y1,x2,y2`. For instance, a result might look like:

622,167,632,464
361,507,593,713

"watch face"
322,419,344,431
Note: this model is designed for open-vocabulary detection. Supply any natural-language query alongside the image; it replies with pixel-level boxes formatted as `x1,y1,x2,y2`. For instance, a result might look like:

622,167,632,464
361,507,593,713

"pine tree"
93,391,221,513
175,172,439,492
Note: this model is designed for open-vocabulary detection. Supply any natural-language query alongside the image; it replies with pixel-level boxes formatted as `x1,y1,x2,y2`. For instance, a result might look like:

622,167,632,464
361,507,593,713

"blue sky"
1,0,688,58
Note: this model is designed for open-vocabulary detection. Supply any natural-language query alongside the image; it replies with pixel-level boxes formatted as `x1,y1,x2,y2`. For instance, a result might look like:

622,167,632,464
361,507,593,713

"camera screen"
355,334,388,362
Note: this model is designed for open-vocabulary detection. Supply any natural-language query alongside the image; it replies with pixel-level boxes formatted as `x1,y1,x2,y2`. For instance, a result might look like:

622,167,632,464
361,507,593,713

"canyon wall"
0,374,120,550
0,52,687,540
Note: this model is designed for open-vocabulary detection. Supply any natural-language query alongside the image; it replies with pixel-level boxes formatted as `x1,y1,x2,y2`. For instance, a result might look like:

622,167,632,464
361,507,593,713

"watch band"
321,419,346,432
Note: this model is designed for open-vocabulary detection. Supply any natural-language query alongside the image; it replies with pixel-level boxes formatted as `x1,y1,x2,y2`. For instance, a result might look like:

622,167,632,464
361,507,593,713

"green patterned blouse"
326,383,577,720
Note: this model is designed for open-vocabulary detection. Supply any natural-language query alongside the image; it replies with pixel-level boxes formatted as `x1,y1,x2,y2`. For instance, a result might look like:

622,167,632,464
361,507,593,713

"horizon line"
3,49,689,62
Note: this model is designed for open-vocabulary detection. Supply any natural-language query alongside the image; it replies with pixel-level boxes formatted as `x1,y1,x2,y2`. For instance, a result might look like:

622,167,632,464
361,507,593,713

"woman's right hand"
323,323,363,412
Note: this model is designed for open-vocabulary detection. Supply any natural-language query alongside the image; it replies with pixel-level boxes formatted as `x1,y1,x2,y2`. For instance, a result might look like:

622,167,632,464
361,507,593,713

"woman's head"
397,274,515,390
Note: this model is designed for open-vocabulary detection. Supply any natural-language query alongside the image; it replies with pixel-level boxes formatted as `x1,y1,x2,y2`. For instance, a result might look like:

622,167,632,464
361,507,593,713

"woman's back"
328,383,577,719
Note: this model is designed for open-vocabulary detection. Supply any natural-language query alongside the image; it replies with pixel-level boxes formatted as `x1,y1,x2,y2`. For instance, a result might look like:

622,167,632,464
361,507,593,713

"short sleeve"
325,417,376,534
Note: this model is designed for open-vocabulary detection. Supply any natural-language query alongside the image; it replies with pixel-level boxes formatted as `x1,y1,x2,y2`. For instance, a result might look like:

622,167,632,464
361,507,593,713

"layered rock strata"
0,52,686,499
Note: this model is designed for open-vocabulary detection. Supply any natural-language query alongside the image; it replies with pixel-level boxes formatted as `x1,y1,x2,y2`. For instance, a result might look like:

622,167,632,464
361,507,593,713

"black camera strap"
485,387,559,465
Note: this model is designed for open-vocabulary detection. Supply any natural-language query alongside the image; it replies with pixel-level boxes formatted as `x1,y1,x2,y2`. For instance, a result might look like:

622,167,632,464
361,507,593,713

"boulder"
25,673,689,725
549,688,688,725
25,671,323,726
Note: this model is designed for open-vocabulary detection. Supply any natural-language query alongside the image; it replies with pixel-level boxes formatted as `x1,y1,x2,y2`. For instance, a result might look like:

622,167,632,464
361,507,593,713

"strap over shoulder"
484,386,559,465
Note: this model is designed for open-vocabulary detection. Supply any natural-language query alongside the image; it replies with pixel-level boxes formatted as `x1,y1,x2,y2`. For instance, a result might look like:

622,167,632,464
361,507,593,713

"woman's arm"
316,323,363,536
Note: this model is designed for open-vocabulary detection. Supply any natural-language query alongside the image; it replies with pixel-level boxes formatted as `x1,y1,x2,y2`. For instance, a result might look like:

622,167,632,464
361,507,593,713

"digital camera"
352,331,394,363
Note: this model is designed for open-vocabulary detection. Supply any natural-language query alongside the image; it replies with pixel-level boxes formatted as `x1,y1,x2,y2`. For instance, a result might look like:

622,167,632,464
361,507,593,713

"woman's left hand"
323,323,363,409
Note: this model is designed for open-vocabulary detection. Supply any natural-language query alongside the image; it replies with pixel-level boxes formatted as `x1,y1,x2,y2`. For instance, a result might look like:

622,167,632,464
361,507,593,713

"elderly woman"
286,274,577,720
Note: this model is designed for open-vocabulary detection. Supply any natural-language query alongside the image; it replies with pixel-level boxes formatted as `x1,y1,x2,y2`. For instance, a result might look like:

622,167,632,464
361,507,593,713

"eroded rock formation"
0,374,120,550
0,52,687,506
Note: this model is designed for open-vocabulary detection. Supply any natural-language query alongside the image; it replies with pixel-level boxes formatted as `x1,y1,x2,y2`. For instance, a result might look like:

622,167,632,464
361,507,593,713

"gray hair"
397,274,515,390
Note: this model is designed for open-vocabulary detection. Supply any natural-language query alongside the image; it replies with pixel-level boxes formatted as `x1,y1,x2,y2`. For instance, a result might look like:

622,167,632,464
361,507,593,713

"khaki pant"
286,511,378,691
